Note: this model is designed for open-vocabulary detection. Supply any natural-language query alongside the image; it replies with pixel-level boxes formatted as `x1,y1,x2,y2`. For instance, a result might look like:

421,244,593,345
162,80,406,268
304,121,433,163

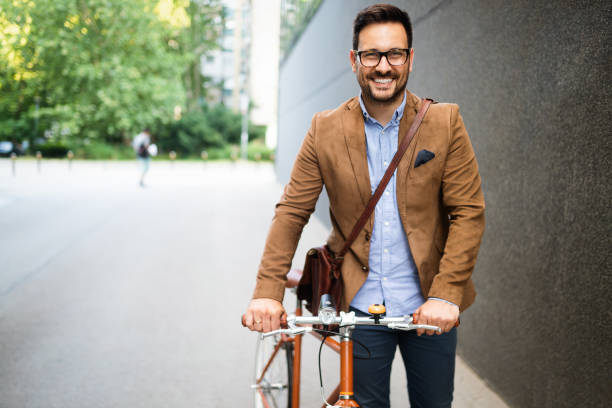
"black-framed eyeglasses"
354,48,411,67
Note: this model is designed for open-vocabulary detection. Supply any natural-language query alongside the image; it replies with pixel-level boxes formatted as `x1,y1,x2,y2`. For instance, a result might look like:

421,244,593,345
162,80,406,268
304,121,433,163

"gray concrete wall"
276,1,611,407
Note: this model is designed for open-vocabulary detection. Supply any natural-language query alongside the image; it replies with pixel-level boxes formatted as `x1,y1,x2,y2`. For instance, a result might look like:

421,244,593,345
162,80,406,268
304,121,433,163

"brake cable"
313,327,371,407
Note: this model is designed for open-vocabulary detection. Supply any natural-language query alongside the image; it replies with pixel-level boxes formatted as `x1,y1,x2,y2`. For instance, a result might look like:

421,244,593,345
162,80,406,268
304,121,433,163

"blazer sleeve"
252,114,324,302
428,104,485,306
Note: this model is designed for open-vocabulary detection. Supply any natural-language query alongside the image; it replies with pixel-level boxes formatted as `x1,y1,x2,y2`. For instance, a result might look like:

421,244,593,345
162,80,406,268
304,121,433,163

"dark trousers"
351,307,457,408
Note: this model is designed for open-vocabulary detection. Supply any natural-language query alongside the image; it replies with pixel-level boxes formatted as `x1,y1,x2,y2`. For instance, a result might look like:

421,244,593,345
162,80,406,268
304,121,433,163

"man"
244,4,484,407
132,128,151,187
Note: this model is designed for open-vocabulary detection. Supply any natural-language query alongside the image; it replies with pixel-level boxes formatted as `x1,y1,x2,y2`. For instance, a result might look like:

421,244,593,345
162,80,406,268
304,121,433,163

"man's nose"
375,55,392,74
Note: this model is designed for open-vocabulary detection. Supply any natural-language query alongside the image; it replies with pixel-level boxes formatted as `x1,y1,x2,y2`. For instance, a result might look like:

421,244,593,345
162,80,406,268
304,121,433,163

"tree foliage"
0,0,221,146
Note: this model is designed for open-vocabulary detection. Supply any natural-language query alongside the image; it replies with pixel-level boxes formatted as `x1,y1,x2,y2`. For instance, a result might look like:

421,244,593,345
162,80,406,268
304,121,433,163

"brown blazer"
253,91,485,312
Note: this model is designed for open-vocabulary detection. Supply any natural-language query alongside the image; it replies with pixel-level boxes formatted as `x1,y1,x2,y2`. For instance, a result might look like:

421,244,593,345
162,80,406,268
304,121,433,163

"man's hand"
413,299,459,336
243,298,286,333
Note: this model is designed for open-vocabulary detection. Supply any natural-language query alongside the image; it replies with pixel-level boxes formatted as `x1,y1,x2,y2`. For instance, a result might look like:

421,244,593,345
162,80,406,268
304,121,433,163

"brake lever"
261,325,312,338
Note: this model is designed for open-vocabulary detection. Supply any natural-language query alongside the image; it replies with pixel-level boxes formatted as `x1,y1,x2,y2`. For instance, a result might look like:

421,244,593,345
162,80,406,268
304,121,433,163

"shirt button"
384,221,389,226
384,161,388,166
384,248,389,253
385,191,390,196
383,277,387,281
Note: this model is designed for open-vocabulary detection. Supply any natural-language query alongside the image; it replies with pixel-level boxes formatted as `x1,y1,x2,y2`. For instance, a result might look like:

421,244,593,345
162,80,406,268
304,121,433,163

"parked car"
0,141,27,157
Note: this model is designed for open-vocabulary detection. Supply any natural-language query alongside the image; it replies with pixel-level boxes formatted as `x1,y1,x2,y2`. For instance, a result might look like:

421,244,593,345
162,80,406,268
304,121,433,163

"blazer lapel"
342,98,371,209
396,92,423,213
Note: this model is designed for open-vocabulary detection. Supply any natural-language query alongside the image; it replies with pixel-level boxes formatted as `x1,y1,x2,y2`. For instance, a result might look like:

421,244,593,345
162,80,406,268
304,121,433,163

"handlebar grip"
412,314,460,328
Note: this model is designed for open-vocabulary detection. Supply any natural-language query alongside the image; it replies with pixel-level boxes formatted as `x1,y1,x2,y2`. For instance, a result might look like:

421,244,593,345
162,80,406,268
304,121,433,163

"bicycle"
245,269,443,408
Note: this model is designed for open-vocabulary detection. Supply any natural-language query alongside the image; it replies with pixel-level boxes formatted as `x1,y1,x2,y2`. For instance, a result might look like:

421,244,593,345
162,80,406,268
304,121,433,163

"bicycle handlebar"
260,311,442,338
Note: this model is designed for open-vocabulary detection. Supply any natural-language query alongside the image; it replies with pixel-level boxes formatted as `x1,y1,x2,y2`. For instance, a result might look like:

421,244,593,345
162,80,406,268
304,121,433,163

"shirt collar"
358,91,407,126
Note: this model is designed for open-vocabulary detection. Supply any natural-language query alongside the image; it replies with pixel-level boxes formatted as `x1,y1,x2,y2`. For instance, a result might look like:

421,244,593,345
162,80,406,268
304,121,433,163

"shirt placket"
380,124,395,313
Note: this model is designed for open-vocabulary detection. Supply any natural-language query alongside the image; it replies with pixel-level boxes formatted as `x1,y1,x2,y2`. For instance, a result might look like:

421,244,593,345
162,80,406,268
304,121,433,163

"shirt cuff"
428,297,459,308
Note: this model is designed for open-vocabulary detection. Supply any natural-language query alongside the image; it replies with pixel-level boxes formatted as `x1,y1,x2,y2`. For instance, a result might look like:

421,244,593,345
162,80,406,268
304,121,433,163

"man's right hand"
243,298,286,333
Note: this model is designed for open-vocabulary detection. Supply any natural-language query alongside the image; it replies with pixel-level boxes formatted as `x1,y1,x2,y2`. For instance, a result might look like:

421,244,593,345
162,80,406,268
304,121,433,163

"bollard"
67,150,74,170
36,151,42,173
169,150,176,169
10,152,16,177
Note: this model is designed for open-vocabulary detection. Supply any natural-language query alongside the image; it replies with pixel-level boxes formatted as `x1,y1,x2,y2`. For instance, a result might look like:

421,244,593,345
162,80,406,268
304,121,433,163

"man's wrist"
428,297,459,309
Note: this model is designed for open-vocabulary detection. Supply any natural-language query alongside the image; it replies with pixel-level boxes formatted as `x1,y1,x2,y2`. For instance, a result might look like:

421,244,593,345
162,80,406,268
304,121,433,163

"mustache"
367,73,398,80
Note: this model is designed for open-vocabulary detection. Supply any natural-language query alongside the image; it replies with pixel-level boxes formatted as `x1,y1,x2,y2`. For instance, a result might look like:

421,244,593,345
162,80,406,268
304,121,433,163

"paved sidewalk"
0,159,508,407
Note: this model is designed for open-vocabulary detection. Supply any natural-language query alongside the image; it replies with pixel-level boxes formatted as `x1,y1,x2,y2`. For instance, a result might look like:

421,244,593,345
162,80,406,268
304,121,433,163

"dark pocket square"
414,149,435,168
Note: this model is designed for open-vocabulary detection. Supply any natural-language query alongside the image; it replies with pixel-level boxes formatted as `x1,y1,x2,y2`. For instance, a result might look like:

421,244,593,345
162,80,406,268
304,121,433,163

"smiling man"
244,4,485,407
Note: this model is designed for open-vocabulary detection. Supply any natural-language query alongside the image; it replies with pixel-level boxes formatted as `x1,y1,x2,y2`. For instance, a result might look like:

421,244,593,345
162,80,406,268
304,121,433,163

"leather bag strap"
335,98,433,261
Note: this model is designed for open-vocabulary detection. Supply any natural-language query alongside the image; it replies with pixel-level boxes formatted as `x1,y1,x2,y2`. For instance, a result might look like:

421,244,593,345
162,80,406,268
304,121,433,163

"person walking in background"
132,128,153,187
243,4,485,407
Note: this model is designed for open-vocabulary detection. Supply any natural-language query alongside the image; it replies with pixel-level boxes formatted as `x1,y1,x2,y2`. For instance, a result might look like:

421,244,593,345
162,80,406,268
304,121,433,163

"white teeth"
374,79,392,83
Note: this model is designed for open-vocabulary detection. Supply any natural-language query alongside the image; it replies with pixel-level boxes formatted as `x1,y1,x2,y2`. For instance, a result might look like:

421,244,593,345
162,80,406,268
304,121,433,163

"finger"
253,313,264,332
413,312,423,336
271,310,281,331
430,316,443,335
241,314,247,327
280,311,288,328
422,316,435,336
432,319,444,335
245,312,254,331
262,313,272,333
444,320,454,333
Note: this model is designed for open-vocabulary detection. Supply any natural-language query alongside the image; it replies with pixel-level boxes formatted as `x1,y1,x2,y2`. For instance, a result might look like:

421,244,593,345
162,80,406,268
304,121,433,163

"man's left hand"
413,299,459,336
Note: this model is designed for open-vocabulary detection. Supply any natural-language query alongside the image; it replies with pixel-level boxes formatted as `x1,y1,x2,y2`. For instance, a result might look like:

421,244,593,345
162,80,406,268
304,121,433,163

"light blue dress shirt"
349,92,427,317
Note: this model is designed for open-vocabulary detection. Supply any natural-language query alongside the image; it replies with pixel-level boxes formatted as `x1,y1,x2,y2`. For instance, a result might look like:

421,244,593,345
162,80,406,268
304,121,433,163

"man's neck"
361,91,405,126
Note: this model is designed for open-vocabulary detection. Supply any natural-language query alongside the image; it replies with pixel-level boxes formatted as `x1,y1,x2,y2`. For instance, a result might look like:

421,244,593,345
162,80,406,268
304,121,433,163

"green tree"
0,0,220,147
181,0,222,112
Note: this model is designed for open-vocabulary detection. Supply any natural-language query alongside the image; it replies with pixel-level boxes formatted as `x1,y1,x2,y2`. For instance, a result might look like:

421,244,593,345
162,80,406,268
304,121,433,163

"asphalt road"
0,159,507,408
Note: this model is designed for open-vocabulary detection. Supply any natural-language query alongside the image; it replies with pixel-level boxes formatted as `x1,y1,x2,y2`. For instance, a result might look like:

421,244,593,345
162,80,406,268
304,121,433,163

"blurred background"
0,1,610,407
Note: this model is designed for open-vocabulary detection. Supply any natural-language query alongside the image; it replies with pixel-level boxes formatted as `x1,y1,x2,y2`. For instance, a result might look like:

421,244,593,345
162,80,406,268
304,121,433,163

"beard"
358,70,409,106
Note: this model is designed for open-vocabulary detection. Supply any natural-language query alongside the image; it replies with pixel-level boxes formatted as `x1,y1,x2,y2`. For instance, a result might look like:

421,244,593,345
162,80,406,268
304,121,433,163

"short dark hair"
352,4,413,50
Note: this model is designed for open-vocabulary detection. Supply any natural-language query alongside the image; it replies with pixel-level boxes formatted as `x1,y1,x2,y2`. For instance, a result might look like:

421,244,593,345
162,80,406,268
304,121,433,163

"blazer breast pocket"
409,149,441,181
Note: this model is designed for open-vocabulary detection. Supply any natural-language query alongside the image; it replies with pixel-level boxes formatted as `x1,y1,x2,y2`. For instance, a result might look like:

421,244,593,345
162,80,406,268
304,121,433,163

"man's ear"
408,48,414,73
349,49,357,73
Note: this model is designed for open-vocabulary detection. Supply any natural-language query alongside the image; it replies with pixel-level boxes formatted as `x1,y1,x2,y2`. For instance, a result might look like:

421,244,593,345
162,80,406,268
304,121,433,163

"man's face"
350,22,413,105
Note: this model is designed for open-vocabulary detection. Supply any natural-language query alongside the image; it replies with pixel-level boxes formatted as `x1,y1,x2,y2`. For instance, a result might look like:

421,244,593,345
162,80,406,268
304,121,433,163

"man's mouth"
369,76,396,89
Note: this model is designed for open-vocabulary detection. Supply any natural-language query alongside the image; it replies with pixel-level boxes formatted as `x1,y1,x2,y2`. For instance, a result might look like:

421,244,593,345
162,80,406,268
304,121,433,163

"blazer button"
362,266,368,271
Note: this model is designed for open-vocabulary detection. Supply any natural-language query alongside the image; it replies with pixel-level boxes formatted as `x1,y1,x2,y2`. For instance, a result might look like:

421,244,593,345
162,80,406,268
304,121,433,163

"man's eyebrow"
359,47,403,52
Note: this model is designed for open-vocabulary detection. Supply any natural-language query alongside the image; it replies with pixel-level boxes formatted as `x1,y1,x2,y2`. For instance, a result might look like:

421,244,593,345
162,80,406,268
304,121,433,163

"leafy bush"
75,142,134,160
204,145,234,160
37,141,69,158
205,104,243,144
153,103,266,157
247,139,275,161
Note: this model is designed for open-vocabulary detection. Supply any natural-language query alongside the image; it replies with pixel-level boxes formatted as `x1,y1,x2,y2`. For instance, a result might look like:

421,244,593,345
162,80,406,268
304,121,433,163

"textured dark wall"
276,1,611,407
